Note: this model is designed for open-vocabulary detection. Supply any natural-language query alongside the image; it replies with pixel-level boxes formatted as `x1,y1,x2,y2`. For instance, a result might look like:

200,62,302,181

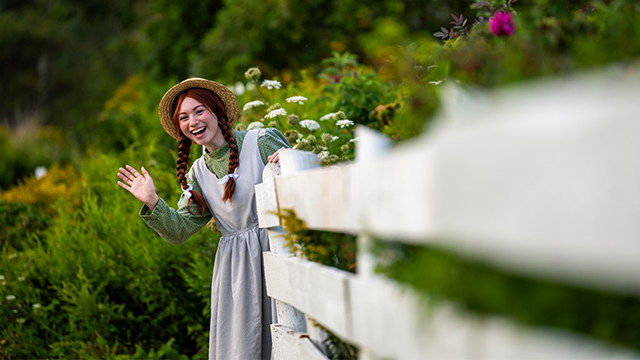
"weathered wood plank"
263,252,354,338
349,276,637,360
256,177,280,228
275,165,355,234
271,324,329,360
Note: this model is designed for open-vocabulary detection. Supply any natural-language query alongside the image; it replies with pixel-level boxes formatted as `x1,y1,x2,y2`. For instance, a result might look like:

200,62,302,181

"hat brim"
158,78,239,140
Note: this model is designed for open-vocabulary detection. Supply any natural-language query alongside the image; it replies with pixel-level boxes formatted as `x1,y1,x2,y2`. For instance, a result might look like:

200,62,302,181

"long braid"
218,117,239,203
177,133,206,214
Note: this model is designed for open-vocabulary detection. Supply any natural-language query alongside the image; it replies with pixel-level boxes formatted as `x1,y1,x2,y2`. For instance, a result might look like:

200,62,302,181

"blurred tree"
138,0,224,80
192,0,470,82
0,0,141,139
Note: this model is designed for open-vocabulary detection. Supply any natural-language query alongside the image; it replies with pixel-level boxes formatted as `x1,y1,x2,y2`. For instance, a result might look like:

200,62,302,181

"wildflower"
235,123,247,131
12,309,17,313
0,275,4,280
266,103,282,112
334,111,347,120
284,130,301,144
286,96,308,105
261,80,282,90
243,100,265,111
318,151,330,161
32,303,41,309
349,137,358,142
320,112,336,121
489,11,515,37
16,318,25,324
307,135,317,146
336,120,354,128
321,133,338,144
18,277,24,281
341,144,350,154
6,295,16,301
35,166,47,180
293,139,308,150
299,120,320,131
1,281,5,286
264,108,287,119
268,121,277,128
245,67,262,82
428,80,443,85
287,114,300,126
247,121,264,130
234,82,245,96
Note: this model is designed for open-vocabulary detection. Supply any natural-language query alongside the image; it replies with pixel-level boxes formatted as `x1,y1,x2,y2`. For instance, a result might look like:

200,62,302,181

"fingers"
126,165,142,178
117,171,133,185
141,166,152,179
116,180,130,191
119,166,136,182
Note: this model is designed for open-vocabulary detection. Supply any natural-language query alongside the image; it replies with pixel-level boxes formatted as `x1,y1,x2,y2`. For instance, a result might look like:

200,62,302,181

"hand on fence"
267,147,287,163
117,165,159,211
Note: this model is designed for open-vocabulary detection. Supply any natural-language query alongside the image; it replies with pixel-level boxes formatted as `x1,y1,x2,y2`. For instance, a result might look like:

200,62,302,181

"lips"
191,127,206,137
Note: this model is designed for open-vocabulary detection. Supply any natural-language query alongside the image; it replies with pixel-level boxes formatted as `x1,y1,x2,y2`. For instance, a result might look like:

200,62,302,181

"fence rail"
256,72,640,359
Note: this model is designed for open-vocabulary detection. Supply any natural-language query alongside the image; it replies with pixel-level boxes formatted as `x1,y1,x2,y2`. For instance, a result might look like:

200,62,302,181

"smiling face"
177,97,226,153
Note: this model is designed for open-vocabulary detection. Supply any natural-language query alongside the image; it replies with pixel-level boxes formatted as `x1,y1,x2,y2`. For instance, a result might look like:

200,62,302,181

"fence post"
354,126,391,360
271,149,320,334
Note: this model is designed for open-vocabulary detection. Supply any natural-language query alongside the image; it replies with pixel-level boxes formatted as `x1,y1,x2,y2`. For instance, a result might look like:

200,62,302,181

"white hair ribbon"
217,173,239,185
182,184,193,199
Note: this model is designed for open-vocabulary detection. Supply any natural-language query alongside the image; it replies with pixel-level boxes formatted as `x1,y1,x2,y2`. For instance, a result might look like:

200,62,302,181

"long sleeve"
257,128,291,164
139,172,212,244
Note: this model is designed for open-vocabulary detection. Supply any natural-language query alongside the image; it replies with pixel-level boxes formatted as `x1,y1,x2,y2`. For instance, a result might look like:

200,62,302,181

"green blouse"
140,128,289,244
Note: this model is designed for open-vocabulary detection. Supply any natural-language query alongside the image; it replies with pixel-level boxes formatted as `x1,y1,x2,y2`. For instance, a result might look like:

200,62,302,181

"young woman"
117,78,289,359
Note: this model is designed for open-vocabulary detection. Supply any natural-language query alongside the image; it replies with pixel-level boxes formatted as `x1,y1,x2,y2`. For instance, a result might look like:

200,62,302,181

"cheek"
179,122,189,135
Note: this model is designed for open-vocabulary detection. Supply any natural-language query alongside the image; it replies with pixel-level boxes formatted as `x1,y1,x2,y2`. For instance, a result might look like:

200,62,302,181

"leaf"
441,27,448,34
451,14,459,23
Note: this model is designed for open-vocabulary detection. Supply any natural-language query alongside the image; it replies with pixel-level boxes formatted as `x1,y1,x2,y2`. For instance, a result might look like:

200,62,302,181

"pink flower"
490,11,515,36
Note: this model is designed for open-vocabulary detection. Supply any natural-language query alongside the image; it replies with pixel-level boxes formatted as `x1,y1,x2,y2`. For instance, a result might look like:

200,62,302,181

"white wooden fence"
255,71,640,359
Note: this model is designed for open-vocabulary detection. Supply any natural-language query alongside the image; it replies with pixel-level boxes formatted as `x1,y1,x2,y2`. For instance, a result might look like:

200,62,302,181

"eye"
196,109,205,115
179,115,188,122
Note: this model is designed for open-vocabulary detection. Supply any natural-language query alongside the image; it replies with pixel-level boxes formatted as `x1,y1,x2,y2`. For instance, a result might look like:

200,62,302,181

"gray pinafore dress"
192,129,274,360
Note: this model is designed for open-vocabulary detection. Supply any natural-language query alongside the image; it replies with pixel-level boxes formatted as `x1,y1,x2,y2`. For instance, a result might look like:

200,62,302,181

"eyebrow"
178,104,205,116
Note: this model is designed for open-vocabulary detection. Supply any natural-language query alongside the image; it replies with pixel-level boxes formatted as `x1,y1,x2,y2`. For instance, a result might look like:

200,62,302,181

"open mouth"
191,127,206,136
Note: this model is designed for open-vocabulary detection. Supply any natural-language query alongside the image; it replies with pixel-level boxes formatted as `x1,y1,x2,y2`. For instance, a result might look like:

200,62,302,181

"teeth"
192,127,205,135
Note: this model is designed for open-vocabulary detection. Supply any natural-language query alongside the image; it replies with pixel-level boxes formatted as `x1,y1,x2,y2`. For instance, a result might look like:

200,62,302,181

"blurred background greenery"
2,0,640,357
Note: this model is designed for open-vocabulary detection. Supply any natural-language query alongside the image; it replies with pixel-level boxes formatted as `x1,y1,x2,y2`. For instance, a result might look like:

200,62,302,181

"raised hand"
117,165,160,211
267,147,287,164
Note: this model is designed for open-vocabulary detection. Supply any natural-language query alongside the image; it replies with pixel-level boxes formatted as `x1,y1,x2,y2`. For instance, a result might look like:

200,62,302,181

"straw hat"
158,78,239,139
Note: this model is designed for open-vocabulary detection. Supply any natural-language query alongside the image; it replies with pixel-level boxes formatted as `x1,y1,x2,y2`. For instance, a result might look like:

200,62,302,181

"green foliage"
372,242,640,350
276,209,356,273
321,324,358,360
0,126,79,190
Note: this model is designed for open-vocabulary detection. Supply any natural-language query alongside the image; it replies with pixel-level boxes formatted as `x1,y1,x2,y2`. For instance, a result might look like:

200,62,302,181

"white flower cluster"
247,121,264,130
299,120,320,131
32,303,41,309
261,80,282,90
317,151,330,161
264,108,287,119
336,119,355,128
6,295,16,301
320,112,336,121
243,100,265,111
286,96,308,104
